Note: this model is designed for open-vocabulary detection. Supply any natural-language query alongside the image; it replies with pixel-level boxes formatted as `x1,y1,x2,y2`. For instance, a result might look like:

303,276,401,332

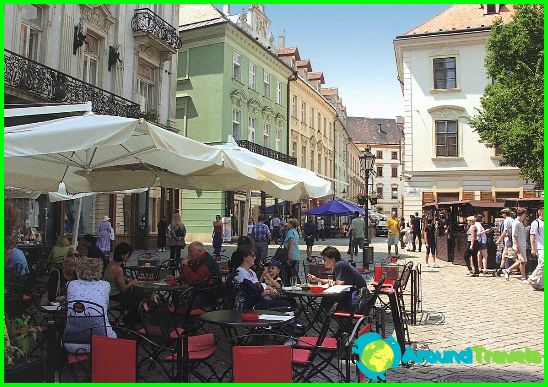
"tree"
470,4,544,188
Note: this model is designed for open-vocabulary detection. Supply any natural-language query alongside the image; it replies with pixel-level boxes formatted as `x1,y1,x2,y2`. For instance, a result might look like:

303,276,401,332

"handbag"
273,244,289,262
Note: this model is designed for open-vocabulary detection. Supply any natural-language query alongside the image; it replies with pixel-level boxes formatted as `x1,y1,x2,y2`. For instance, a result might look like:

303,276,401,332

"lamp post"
359,146,376,246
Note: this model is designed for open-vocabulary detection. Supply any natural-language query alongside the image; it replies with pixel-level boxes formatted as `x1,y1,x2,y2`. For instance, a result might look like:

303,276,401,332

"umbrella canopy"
4,114,224,192
306,200,364,216
182,138,332,202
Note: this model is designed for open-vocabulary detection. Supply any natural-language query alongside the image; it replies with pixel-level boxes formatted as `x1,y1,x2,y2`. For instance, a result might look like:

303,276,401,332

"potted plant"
356,192,368,205
356,192,378,205
367,192,378,205
4,315,45,382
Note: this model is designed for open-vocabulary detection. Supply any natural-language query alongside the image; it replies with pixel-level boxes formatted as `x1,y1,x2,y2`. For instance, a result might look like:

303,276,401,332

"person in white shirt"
475,214,490,274
317,217,325,241
528,207,544,290
495,208,515,276
502,208,528,282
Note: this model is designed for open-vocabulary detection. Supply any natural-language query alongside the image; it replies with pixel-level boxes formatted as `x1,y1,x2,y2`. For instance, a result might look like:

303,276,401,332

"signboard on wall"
406,187,420,195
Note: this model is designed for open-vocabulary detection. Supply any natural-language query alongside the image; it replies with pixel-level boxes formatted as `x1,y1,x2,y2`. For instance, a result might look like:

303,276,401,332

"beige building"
277,42,336,212
394,4,533,216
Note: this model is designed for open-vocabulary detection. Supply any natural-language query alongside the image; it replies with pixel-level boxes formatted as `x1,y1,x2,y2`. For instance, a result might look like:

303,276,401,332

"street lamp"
359,146,376,246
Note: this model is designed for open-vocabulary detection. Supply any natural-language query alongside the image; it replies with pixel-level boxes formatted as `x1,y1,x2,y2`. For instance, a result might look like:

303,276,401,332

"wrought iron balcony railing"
131,8,183,51
4,50,142,118
237,140,297,165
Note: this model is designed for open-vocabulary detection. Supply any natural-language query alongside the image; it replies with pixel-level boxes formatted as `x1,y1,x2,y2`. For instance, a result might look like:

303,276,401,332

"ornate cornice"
231,89,248,109
263,106,274,122
80,4,115,34
248,98,262,117
275,113,285,127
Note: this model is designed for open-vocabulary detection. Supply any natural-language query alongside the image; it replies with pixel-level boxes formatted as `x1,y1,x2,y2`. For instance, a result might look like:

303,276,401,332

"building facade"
394,4,534,217
178,4,294,241
4,3,180,248
347,118,404,216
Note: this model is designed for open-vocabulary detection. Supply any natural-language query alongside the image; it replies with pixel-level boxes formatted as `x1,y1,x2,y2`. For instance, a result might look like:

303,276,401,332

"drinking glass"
327,274,334,287
290,276,298,290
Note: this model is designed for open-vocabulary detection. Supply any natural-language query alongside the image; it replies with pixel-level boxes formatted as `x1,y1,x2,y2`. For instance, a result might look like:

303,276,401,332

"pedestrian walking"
475,214,490,273
157,215,168,252
495,208,515,275
251,215,271,264
169,213,186,266
502,208,529,283
212,215,223,258
423,218,438,267
317,217,325,241
412,212,423,252
283,218,301,271
399,217,406,248
386,212,400,256
271,214,281,244
463,216,479,276
97,215,114,255
303,217,316,260
528,207,544,290
349,212,365,265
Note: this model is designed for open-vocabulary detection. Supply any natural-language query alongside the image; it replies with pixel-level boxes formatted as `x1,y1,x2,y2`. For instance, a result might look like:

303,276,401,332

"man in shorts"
386,211,400,256
349,211,366,265
502,208,528,282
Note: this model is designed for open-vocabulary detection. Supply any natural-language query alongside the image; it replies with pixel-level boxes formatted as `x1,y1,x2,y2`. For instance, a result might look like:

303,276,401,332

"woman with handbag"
169,212,187,266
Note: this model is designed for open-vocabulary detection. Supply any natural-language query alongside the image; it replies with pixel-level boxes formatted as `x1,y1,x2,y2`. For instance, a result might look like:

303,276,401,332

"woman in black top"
423,218,438,267
157,215,168,252
47,251,78,302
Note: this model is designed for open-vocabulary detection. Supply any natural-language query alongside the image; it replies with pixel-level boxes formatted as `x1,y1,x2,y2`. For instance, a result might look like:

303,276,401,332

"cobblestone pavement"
131,236,544,382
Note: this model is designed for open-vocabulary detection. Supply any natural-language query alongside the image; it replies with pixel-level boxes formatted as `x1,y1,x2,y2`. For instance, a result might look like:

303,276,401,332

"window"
249,62,256,90
83,34,100,86
263,123,270,147
391,186,398,199
19,4,42,60
323,117,327,136
301,146,306,168
292,141,297,158
376,166,383,177
376,150,383,159
318,112,321,133
248,116,256,143
276,81,282,104
232,109,241,141
435,120,458,157
310,107,315,128
292,95,297,117
275,127,282,151
376,186,384,199
301,102,306,124
391,151,398,160
233,51,241,82
433,57,456,89
137,61,156,111
263,71,270,98
485,4,498,14
391,166,398,178
324,156,328,176
310,150,315,172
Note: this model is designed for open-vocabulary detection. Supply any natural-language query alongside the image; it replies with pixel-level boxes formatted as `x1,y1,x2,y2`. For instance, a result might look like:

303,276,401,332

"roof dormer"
483,4,501,15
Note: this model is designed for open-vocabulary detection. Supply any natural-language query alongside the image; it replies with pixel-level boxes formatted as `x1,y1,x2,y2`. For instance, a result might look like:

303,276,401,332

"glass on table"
290,276,298,290
327,274,333,287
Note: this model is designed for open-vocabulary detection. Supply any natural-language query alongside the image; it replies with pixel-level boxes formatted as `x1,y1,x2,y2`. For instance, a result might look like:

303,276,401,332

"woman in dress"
47,249,78,303
169,213,187,266
97,215,114,255
63,258,116,354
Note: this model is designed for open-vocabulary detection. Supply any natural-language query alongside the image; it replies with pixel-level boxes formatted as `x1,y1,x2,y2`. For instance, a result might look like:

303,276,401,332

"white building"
4,4,180,248
347,118,404,216
393,4,534,217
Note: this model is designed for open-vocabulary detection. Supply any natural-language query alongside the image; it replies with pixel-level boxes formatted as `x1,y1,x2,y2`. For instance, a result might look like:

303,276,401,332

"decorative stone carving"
310,136,316,146
80,5,114,34
427,105,466,120
138,42,161,63
231,90,248,109
275,113,285,127
248,98,262,117
262,106,274,122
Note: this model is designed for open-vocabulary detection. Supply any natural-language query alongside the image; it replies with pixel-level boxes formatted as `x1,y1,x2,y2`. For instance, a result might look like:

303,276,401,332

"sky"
216,4,451,119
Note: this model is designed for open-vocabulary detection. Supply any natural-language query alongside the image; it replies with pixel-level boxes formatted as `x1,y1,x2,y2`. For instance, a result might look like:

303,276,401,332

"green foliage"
470,5,544,187
5,316,40,365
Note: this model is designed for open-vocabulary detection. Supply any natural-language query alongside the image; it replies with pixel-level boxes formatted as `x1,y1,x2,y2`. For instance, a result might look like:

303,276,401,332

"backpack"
505,220,513,248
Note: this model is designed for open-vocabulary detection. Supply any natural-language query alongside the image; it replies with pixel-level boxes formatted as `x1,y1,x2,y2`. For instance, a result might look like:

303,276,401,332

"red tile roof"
347,117,403,145
320,87,338,96
404,4,515,36
307,72,324,83
296,59,312,71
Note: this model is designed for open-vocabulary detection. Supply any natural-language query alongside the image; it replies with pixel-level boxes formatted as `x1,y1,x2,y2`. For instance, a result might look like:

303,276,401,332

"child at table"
260,260,283,295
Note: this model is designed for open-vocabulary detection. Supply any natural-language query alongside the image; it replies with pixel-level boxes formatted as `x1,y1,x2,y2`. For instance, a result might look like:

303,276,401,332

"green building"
177,4,295,241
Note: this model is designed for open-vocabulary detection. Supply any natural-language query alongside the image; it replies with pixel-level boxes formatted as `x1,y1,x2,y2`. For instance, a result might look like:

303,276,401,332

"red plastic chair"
91,335,137,382
233,345,293,382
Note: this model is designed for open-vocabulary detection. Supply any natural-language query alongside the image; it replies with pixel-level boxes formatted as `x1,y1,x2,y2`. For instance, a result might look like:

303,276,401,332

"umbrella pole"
71,198,83,248
243,191,251,237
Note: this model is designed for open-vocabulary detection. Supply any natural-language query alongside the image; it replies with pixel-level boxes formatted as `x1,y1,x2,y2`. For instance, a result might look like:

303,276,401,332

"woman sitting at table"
47,249,78,303
234,245,290,309
307,246,366,309
48,236,71,270
103,242,138,327
63,258,116,354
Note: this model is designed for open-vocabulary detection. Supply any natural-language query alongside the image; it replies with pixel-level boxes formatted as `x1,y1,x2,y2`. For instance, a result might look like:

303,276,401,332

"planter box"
4,358,45,382
369,198,378,205
357,198,367,205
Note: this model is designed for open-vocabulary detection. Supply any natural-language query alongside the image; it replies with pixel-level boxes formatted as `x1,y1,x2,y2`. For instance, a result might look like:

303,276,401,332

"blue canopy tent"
306,200,365,216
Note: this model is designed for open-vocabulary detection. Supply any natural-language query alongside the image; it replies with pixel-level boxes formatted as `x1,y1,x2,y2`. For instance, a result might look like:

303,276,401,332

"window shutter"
422,192,435,204
480,191,493,201
462,191,474,201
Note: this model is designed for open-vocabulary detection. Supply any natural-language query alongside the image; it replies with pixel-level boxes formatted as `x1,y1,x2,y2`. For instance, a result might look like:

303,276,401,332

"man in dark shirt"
303,217,316,260
411,212,423,252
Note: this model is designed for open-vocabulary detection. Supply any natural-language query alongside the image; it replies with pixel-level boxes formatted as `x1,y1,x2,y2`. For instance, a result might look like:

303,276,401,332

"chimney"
222,4,230,16
278,35,285,49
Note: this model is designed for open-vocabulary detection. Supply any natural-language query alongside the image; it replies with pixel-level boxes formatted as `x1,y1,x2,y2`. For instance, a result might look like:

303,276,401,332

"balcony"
131,8,182,54
4,50,142,118
237,140,297,166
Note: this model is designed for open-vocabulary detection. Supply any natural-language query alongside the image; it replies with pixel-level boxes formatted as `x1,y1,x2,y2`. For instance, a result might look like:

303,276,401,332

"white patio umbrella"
4,113,224,193
183,136,332,202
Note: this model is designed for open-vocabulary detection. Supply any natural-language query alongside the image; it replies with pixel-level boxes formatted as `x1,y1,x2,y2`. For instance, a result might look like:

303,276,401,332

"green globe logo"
361,340,394,372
